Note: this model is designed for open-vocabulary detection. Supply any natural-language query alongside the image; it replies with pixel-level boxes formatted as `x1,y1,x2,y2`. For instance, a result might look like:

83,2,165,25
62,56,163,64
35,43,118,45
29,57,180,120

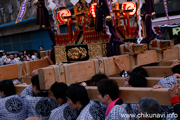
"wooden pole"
86,86,171,106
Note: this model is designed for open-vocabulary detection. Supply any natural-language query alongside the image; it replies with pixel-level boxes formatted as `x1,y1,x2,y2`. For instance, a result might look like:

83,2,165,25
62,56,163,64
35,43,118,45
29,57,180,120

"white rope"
103,57,109,76
93,59,99,74
16,62,28,79
64,64,70,84
51,65,61,82
50,62,64,82
24,61,30,76
93,56,105,74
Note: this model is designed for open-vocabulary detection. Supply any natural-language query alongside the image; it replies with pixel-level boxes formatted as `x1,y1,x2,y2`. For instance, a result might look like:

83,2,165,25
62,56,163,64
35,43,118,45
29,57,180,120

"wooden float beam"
39,55,131,90
86,86,171,106
135,50,159,66
38,47,180,90
15,84,28,95
0,59,50,81
143,66,173,77
163,45,180,61
110,77,180,87
14,85,172,106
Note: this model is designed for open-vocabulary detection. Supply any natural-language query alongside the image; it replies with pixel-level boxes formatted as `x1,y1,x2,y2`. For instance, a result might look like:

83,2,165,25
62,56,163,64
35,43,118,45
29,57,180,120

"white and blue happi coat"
0,95,27,120
49,103,78,120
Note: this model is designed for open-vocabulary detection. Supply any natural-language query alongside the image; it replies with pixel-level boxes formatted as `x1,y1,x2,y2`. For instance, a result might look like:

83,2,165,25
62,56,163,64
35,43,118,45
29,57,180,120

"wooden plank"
163,45,180,61
39,61,95,90
106,55,131,75
86,86,171,106
143,66,173,77
110,77,180,87
109,77,126,86
158,61,172,66
158,60,180,66
0,59,50,81
39,67,64,90
14,85,172,106
21,76,32,84
0,64,18,80
136,50,159,66
15,84,28,95
39,55,131,90
28,59,50,74
110,77,163,87
150,60,179,66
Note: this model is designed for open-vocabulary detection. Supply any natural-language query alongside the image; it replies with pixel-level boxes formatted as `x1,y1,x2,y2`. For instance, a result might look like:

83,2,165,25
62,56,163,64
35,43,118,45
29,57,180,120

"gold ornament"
67,47,87,60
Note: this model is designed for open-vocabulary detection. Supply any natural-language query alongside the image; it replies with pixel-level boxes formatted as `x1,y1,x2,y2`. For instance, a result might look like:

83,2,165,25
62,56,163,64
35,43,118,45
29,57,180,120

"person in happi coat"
66,83,104,120
20,75,57,120
97,79,131,120
49,82,78,120
0,80,27,120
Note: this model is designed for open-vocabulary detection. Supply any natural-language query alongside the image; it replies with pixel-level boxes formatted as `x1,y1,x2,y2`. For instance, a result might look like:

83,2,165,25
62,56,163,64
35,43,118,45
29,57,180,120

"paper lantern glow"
121,1,136,17
57,9,72,24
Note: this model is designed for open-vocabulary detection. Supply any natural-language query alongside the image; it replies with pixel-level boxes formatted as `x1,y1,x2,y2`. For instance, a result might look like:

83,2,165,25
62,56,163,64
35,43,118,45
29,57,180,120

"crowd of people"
0,46,44,66
0,56,180,120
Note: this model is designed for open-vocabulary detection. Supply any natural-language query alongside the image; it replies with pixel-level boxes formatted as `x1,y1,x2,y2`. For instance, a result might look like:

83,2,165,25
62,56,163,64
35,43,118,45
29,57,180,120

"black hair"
66,83,90,107
27,52,31,55
139,97,161,120
0,80,16,97
97,79,119,100
50,82,68,103
128,72,147,87
171,64,180,74
31,75,40,91
39,46,44,48
87,73,108,86
33,51,38,54
131,66,148,77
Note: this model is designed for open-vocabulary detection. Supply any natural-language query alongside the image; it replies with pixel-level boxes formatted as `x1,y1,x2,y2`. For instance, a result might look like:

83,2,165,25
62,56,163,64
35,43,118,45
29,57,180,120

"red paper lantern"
57,9,71,24
121,1,136,17
90,2,97,18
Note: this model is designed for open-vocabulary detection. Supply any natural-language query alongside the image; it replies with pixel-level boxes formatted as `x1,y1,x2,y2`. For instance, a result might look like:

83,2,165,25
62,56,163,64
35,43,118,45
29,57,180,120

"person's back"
77,100,104,120
25,95,57,120
21,75,57,120
66,83,104,120
49,103,77,120
0,80,27,120
49,82,78,120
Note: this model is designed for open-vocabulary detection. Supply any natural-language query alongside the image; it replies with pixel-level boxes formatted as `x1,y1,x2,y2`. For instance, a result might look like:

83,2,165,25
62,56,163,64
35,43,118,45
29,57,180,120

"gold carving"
67,47,87,60
102,43,107,57
54,46,67,62
88,43,103,59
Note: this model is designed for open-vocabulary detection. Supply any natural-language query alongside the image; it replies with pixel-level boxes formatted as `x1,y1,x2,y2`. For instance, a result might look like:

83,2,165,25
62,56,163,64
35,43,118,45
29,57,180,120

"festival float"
38,0,174,63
